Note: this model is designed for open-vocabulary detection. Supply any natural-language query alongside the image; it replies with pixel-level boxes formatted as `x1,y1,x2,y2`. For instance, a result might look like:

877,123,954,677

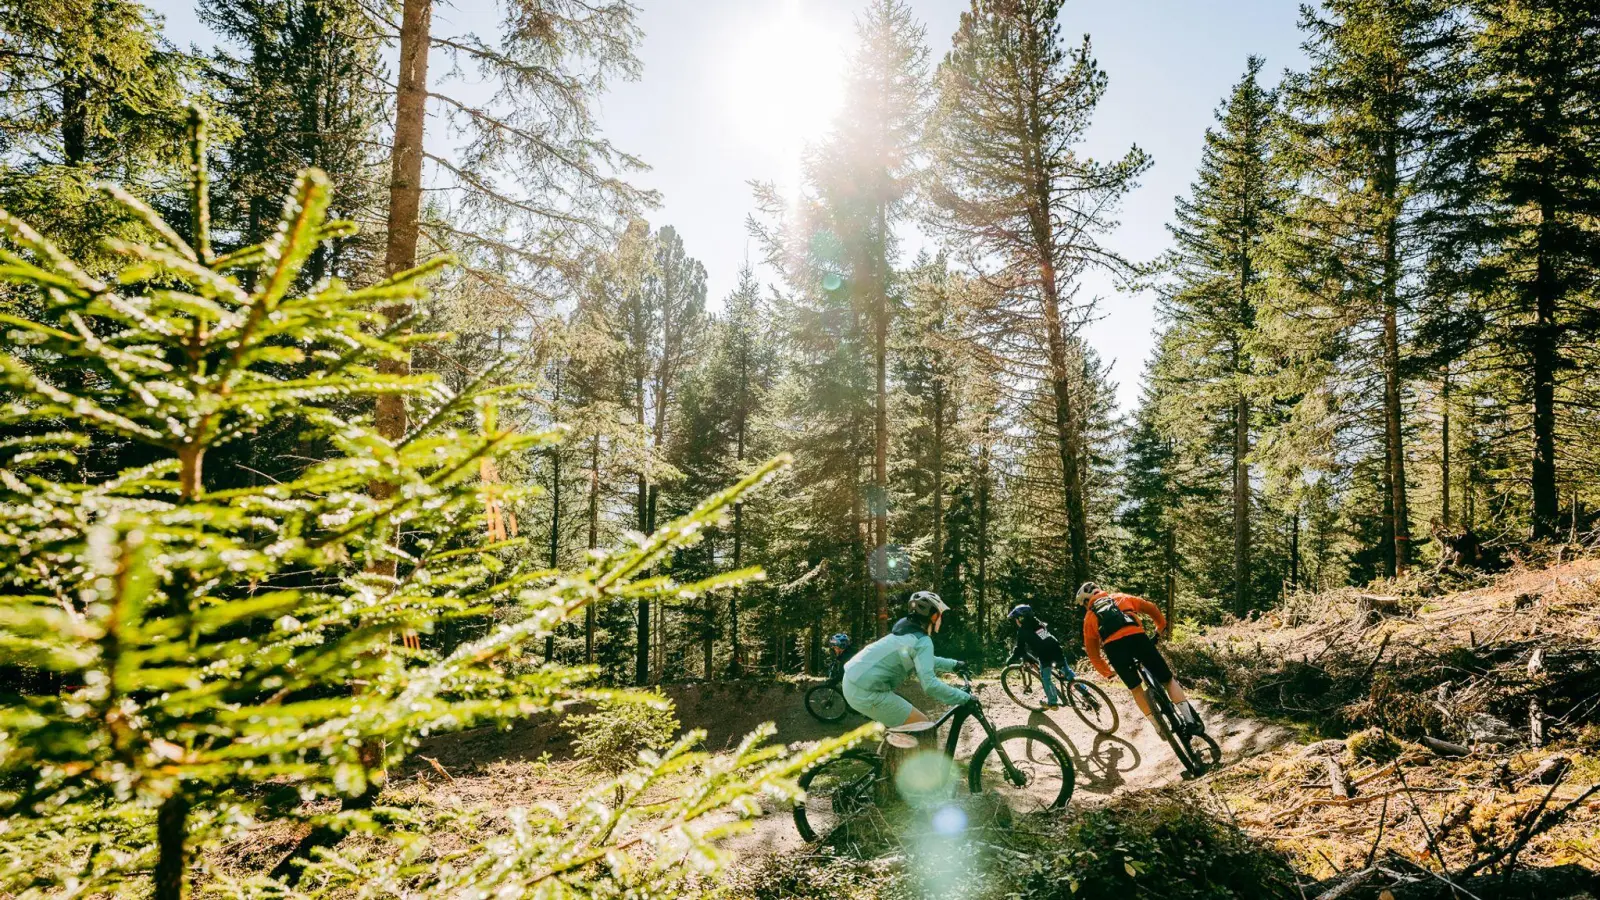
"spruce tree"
1428,0,1600,540
1156,57,1287,616
0,113,846,898
1278,0,1453,575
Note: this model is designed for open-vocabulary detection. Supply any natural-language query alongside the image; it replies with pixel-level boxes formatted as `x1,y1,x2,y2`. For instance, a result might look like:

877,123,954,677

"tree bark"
1529,198,1560,540
1379,132,1411,573
1039,264,1090,590
61,77,89,166
1441,371,1451,528
976,432,991,651
586,433,599,664
932,382,945,592
873,265,890,636
154,792,189,900
1233,392,1251,617
635,367,649,685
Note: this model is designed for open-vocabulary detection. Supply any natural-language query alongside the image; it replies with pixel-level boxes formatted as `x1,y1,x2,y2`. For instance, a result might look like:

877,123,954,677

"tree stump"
1325,757,1355,799
880,721,939,806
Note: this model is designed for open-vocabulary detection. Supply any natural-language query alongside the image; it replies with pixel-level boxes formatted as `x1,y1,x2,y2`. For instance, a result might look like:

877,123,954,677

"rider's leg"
1038,663,1062,706
902,707,930,725
1128,683,1155,718
1164,679,1189,704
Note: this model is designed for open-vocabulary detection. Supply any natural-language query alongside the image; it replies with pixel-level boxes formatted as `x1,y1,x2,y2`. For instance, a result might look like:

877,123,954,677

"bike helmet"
908,590,949,618
827,633,851,651
1075,581,1106,604
1007,603,1034,621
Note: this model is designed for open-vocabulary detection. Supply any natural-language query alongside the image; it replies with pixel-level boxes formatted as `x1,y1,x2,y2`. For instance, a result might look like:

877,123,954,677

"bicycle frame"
923,679,1029,785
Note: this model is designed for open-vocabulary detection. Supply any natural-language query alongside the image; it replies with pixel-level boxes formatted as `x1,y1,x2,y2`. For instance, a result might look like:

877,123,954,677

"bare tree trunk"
547,368,562,664
1529,199,1560,540
1379,135,1411,574
1038,261,1090,589
1233,392,1251,617
932,385,945,593
61,77,89,166
873,272,890,636
154,793,189,900
1441,371,1451,528
976,432,991,651
635,370,650,686
586,434,599,664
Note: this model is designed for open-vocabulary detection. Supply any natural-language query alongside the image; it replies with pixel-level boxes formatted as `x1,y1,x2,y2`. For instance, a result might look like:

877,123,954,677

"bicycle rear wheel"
1000,664,1045,712
794,751,882,843
967,726,1074,814
805,683,850,723
1065,678,1119,734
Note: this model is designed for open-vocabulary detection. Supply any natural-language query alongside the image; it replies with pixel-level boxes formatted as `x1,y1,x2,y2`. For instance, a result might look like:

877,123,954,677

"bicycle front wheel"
1065,678,1119,734
805,683,850,723
1000,664,1046,712
967,726,1075,814
794,751,882,843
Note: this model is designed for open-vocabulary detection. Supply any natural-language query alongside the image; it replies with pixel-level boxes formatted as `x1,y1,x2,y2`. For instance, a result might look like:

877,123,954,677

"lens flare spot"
931,804,968,836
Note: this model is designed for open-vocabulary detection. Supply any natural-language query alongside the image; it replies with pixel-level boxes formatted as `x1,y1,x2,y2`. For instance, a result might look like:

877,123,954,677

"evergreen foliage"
0,113,857,898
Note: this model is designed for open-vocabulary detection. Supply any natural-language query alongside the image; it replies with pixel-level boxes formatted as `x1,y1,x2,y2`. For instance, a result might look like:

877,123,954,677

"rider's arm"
1083,613,1113,680
915,638,972,707
1130,596,1168,635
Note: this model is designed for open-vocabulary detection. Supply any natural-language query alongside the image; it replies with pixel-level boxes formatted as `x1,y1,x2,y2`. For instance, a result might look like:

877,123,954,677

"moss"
1346,727,1402,763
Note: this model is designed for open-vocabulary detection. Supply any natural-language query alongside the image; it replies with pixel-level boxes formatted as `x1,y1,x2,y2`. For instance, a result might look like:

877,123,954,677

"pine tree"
1156,57,1287,616
929,0,1150,591
0,113,845,898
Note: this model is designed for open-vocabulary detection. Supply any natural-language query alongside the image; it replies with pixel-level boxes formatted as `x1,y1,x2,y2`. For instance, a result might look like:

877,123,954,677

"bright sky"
151,0,1308,411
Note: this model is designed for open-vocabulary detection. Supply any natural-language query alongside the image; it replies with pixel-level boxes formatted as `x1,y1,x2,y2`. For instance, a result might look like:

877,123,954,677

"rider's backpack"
1091,596,1138,641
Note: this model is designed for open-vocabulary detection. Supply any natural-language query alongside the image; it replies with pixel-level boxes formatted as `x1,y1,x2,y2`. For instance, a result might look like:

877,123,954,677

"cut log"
1530,698,1544,749
1520,755,1569,787
1526,647,1545,677
1325,757,1355,799
1420,735,1470,757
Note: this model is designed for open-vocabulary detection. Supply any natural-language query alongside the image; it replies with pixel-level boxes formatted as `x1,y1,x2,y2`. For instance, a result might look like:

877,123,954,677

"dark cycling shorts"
1103,632,1172,689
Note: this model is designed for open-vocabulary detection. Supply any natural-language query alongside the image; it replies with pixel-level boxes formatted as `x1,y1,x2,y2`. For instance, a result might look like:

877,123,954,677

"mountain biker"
823,633,853,682
842,591,972,727
1077,581,1203,734
1005,604,1083,709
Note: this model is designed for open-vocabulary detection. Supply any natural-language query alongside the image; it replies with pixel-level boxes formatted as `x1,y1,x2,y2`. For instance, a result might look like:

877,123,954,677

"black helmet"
1007,604,1034,621
908,590,949,618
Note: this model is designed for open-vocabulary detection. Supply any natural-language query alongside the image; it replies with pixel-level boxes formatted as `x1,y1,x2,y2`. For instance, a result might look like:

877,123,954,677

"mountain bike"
999,656,1119,734
793,672,1075,843
1140,638,1221,778
805,657,854,723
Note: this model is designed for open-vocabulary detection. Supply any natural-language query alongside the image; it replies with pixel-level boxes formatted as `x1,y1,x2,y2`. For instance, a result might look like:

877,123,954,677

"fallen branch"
420,755,456,784
1313,866,1376,900
1420,735,1470,757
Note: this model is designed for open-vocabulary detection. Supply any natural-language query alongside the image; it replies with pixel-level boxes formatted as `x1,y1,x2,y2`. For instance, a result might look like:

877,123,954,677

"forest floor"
221,557,1600,898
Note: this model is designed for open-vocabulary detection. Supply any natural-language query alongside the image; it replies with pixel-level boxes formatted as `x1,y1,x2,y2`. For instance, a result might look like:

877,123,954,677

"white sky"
150,0,1309,411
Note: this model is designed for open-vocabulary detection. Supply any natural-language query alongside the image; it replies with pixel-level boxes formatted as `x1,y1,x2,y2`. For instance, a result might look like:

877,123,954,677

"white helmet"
909,590,949,618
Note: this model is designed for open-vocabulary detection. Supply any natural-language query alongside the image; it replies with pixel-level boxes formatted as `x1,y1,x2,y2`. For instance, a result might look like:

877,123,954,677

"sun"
726,2,847,170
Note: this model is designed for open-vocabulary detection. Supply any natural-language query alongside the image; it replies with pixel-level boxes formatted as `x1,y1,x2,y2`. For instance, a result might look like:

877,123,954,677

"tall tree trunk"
634,373,649,686
1233,392,1251,617
586,434,599,664
932,385,945,593
1440,371,1451,528
546,368,562,664
61,77,89,166
1529,200,1560,540
976,433,991,651
1163,525,1178,625
1289,503,1301,592
1038,261,1090,589
1379,135,1411,573
154,793,188,900
873,272,889,636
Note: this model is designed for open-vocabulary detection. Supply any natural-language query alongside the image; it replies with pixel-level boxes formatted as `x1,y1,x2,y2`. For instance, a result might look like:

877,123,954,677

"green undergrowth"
729,794,1300,900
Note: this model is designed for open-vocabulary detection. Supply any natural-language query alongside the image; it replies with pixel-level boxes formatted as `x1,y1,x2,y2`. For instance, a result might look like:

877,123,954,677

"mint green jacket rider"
841,619,972,726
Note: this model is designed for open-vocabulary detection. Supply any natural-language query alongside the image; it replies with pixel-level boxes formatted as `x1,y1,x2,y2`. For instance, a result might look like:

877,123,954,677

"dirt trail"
411,674,1290,859
715,676,1292,856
